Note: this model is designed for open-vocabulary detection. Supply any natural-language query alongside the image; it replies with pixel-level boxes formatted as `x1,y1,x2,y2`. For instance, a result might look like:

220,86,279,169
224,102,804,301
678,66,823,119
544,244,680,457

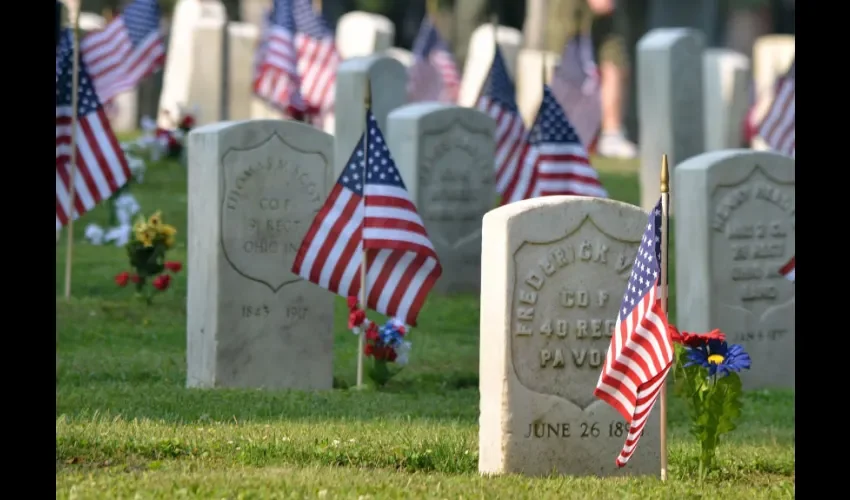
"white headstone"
458,24,523,108
334,54,407,176
387,103,496,294
674,149,794,390
240,0,267,27
383,47,414,68
479,196,660,477
515,49,560,128
637,28,705,212
187,119,335,390
228,22,260,121
335,11,395,60
158,0,227,127
702,49,751,151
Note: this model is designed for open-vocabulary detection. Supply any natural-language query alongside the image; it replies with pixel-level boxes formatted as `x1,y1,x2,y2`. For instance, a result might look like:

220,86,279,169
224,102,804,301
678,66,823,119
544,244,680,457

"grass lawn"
56,155,795,499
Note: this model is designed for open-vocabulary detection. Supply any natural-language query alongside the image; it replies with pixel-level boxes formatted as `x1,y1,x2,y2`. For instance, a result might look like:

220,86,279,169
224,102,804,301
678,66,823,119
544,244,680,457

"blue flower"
379,322,404,347
684,339,751,378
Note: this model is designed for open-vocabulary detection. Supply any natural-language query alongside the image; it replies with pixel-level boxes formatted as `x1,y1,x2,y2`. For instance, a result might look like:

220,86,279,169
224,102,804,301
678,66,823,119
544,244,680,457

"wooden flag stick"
356,79,371,389
64,9,83,302
658,154,671,481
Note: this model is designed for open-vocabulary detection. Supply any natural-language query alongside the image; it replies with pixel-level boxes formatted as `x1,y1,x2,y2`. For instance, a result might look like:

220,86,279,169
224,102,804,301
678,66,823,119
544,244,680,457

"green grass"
56,156,794,499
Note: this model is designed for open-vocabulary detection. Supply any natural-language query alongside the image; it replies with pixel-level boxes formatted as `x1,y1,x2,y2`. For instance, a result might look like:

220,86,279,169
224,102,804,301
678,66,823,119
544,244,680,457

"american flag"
292,111,442,326
549,34,602,150
528,86,608,198
408,16,460,103
780,256,795,282
80,0,165,104
758,60,795,157
594,199,674,467
56,29,131,231
254,0,339,117
477,47,531,204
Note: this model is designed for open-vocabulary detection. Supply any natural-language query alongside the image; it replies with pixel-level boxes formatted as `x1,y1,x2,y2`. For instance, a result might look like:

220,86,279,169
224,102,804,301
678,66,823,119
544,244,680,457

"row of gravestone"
185,116,794,476
184,117,794,386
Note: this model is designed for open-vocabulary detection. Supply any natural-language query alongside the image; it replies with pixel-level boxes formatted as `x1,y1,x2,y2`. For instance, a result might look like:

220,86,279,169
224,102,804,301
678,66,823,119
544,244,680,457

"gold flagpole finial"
660,154,669,193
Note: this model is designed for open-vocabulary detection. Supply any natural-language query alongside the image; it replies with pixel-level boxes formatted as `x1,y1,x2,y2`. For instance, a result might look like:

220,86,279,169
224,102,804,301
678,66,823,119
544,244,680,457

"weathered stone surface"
387,103,496,294
336,11,395,59
480,196,659,477
227,22,260,121
187,119,335,390
334,55,407,176
637,28,705,212
702,49,750,151
674,149,795,390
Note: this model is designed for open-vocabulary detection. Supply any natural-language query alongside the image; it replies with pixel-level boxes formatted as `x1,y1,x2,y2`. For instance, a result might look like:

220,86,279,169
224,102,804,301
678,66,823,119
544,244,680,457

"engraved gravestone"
387,103,496,294
187,119,335,390
674,150,795,390
479,196,659,477
637,28,705,213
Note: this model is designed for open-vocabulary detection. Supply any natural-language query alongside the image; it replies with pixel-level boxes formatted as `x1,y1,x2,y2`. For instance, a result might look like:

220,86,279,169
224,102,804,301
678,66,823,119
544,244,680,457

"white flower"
104,224,133,247
84,224,105,245
114,193,141,226
351,326,361,335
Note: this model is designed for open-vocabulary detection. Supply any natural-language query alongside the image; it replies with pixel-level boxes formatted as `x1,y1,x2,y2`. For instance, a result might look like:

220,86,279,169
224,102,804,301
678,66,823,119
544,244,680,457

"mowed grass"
56,156,795,499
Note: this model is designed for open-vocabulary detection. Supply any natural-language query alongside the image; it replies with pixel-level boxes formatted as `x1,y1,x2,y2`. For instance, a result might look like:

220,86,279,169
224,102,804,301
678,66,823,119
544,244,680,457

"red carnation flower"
179,115,195,130
364,344,373,356
164,261,182,273
386,348,397,362
670,325,726,348
152,274,171,291
115,271,130,287
365,324,379,341
348,309,366,329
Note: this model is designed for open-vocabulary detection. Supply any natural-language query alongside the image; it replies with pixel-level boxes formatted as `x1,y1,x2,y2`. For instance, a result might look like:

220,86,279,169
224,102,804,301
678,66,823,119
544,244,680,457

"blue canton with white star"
271,0,333,37
340,111,406,196
528,86,585,147
412,19,449,58
482,47,518,112
56,38,103,115
123,0,161,47
619,199,663,321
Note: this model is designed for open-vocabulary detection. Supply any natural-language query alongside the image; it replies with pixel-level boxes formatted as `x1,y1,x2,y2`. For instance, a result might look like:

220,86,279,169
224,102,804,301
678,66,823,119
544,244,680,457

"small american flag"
758,60,795,157
292,111,442,326
408,16,460,103
254,0,339,118
780,256,795,282
56,30,131,231
549,35,602,150
477,47,531,204
80,0,165,104
595,199,674,467
528,86,608,198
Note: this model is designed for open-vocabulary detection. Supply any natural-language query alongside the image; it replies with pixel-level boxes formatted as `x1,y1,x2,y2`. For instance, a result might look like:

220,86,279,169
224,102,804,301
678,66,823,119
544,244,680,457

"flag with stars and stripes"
528,86,608,198
254,0,339,119
758,59,795,158
549,34,602,150
780,256,795,282
292,111,442,326
595,199,674,467
56,29,131,231
80,0,165,104
477,47,531,204
408,16,460,103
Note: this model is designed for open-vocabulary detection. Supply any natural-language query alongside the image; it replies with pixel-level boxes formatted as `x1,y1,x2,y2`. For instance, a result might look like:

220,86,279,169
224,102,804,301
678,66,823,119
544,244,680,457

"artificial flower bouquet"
137,105,198,163
114,211,181,304
670,326,752,479
347,297,412,387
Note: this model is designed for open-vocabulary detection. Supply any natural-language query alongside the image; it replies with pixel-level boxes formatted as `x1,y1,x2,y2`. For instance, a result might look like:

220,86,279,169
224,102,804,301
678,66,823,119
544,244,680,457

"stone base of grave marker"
187,119,335,391
480,196,660,477
674,149,795,390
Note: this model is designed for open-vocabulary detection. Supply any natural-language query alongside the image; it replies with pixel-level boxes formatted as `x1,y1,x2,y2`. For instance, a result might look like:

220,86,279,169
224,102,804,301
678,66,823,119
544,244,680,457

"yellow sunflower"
159,224,178,248
148,211,163,228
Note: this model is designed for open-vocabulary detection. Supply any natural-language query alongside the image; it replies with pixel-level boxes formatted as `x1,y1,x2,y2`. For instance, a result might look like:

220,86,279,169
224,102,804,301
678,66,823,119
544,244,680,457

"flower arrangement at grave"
84,143,147,247
137,105,198,163
114,211,182,305
347,297,412,387
670,326,752,479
